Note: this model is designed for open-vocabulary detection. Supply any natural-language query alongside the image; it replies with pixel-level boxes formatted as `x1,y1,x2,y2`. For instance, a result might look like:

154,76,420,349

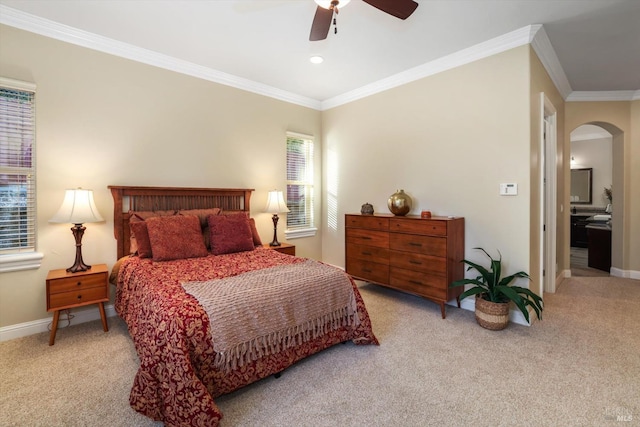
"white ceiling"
1,0,639,108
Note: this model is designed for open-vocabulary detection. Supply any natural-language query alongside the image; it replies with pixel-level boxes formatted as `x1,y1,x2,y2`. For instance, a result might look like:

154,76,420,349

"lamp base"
67,224,92,273
269,214,281,246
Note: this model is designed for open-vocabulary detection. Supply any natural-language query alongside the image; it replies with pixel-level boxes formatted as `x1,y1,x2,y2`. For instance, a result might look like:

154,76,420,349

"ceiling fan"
309,0,419,41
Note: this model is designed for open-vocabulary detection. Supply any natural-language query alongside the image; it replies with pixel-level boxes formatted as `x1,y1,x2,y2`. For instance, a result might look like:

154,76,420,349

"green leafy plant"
450,248,543,323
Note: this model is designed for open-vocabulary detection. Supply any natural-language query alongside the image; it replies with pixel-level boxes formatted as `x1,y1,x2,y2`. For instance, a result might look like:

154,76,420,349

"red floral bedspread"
115,247,378,427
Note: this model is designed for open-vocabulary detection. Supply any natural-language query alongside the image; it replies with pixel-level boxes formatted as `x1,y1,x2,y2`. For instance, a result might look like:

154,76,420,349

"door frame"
540,93,558,293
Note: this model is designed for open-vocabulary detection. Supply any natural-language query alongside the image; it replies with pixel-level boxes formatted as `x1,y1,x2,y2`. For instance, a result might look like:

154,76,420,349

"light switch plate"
500,183,518,196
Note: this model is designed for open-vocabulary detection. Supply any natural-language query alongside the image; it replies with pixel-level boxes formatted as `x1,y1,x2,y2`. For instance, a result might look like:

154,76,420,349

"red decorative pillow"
146,215,208,261
128,210,176,255
208,212,255,255
178,208,222,249
249,218,262,246
130,221,152,258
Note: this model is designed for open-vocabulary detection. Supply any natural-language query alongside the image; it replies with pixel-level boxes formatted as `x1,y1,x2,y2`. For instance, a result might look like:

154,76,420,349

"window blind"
0,79,36,254
286,134,314,230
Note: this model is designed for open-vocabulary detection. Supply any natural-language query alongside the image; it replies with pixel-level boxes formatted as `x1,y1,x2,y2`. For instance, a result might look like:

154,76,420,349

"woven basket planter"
475,296,510,330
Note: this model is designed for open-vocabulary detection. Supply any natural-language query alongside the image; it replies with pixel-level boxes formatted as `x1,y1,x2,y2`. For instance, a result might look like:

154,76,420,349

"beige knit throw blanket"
182,260,360,372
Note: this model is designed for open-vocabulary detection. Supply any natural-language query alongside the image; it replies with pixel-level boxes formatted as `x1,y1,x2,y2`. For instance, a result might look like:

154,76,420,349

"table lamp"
264,190,290,247
49,188,104,273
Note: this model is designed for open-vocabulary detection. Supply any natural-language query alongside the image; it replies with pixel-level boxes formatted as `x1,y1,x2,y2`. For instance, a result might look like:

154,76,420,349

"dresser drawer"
346,228,389,249
48,273,107,294
346,243,389,265
390,218,447,236
390,233,446,257
389,250,446,275
389,267,448,300
346,215,389,231
346,259,389,284
48,286,108,310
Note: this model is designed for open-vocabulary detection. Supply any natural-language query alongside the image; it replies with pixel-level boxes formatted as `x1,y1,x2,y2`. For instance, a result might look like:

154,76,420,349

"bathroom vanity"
586,214,612,272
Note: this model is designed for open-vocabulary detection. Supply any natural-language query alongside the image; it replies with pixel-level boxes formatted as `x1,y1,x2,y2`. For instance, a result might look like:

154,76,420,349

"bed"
108,186,378,427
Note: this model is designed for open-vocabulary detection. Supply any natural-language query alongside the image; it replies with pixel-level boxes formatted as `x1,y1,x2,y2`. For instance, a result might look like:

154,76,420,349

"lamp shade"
264,190,290,214
49,188,104,224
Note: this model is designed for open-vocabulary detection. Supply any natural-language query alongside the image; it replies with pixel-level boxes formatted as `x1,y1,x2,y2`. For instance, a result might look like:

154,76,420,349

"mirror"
571,168,592,204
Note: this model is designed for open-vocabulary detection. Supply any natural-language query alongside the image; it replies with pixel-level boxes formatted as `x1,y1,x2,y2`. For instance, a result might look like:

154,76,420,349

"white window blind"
0,78,36,255
286,133,314,231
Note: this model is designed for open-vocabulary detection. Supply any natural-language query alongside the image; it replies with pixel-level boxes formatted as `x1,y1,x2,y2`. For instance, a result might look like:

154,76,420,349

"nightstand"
46,264,109,345
264,242,296,256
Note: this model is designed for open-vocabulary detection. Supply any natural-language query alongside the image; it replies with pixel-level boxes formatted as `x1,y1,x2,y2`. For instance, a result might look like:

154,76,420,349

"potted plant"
450,248,543,330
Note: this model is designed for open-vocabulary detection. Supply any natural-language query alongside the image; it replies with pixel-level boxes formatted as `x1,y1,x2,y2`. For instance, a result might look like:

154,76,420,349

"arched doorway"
567,121,625,278
569,124,612,277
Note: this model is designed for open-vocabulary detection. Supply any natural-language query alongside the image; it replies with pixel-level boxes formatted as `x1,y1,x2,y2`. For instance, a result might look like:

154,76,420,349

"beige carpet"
1,276,638,426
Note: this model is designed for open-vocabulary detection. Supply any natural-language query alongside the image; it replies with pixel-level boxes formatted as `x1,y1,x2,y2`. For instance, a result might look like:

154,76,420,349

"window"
285,132,316,238
0,77,41,272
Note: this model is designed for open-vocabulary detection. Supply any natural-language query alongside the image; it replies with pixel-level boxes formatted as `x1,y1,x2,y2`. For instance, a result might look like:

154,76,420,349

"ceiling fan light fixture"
309,55,324,64
314,0,350,10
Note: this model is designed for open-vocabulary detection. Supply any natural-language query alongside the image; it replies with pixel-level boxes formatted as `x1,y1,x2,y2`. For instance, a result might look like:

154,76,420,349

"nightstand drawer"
48,274,106,294
48,286,108,310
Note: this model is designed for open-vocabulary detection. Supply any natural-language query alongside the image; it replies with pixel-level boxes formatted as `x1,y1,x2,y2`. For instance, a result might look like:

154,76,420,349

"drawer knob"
409,242,422,247
362,251,372,256
409,260,422,265
409,280,423,286
77,281,82,286
361,236,372,240
363,268,372,273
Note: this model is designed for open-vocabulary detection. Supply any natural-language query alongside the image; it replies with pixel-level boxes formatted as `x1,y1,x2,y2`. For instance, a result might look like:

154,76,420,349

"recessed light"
310,55,324,64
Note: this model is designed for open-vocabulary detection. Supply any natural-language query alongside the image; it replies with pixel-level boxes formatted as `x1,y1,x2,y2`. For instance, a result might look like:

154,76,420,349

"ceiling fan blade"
309,5,333,41
363,0,419,20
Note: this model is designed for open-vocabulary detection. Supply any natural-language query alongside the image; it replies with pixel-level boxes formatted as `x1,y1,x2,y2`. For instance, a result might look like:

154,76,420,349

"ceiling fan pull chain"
334,17,337,34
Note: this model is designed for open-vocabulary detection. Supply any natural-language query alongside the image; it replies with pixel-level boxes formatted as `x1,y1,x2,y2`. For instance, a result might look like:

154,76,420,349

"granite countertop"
586,222,612,231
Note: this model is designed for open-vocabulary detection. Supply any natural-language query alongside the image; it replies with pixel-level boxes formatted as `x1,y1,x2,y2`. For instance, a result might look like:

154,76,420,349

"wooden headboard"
109,186,254,259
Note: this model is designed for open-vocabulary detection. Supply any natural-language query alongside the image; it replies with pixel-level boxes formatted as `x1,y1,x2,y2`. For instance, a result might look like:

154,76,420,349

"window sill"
285,227,318,239
0,252,44,273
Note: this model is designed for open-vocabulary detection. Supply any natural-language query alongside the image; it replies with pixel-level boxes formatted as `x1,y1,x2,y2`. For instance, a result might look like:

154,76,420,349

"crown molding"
321,25,542,110
566,90,640,102
529,25,573,99
0,5,322,110
5,5,634,111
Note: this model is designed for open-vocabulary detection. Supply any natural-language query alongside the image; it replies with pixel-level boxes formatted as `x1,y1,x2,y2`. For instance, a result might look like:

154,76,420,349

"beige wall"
321,46,534,291
2,23,638,332
565,101,639,275
0,25,323,328
528,48,565,295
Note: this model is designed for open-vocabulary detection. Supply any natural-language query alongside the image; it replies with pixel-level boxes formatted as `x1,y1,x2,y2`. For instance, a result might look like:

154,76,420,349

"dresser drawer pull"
409,280,423,286
77,295,82,300
409,260,422,265
360,236,372,240
363,268,372,273
409,242,422,247
77,281,82,286
362,251,372,256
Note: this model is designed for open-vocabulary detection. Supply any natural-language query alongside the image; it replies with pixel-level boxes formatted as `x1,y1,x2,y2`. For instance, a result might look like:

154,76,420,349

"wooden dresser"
345,214,464,318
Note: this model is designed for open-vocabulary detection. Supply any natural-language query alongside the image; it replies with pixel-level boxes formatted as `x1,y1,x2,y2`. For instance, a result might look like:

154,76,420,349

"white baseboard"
0,304,117,342
610,267,640,280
